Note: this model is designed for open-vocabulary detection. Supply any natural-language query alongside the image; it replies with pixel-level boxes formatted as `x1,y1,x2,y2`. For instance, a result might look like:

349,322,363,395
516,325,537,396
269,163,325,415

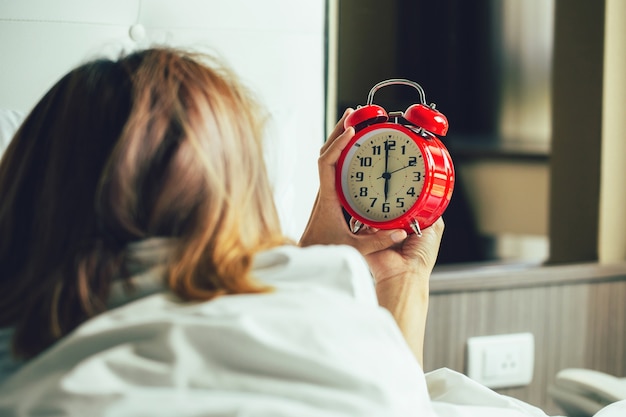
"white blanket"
0,243,575,416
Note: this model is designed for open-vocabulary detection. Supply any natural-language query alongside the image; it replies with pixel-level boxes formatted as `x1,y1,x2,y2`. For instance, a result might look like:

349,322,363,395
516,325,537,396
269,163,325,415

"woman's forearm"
375,274,430,367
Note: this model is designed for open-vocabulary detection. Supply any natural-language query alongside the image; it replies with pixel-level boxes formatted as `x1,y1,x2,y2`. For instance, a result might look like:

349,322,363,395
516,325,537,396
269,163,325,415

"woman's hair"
0,47,286,358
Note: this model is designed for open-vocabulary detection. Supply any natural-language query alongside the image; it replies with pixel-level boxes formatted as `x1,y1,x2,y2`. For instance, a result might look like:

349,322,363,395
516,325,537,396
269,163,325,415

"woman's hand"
299,109,408,254
366,217,444,286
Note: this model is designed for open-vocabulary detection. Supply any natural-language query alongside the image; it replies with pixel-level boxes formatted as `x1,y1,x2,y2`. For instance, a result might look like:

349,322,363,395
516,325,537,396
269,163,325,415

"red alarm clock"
336,79,454,235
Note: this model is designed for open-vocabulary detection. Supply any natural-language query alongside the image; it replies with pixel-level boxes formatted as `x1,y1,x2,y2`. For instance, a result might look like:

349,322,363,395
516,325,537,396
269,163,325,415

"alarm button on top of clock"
404,103,449,136
344,104,388,131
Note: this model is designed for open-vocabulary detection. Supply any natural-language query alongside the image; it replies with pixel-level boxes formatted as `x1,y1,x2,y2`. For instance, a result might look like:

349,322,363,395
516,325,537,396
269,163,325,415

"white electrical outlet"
466,332,535,389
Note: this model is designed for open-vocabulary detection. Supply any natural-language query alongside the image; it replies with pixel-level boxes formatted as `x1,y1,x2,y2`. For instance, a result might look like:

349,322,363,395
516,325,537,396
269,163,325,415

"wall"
0,0,328,241
425,263,626,415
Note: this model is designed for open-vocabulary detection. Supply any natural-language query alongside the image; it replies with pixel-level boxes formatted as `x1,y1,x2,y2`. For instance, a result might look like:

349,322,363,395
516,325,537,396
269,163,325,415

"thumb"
354,228,408,255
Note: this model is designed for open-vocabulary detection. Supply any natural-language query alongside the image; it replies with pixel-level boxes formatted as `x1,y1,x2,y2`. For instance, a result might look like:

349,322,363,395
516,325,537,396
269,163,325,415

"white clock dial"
341,128,426,222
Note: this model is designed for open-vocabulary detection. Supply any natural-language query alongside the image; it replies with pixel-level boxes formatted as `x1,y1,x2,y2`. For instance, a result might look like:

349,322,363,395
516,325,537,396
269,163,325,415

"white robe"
0,243,571,416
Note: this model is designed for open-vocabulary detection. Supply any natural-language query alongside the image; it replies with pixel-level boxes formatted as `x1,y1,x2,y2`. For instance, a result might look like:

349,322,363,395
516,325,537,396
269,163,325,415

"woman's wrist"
375,273,429,306
375,273,430,366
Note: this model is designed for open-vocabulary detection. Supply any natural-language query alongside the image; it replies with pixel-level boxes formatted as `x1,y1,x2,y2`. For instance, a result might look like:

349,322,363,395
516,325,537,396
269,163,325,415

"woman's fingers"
318,125,354,198
351,228,408,255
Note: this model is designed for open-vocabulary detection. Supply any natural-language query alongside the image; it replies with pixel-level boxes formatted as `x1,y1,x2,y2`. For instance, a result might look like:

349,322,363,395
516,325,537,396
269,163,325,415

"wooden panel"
424,271,626,415
549,0,606,263
431,261,626,293
586,282,626,374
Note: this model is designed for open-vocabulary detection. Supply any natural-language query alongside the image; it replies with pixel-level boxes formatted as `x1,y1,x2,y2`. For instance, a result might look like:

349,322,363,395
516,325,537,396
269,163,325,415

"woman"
0,47,444,415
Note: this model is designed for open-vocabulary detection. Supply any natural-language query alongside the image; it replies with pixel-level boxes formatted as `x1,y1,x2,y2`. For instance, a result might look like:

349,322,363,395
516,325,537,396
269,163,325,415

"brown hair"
0,48,286,358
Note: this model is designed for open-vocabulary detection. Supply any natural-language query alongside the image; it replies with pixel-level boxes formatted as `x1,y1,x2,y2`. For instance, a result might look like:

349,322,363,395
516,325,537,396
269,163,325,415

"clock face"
340,127,426,223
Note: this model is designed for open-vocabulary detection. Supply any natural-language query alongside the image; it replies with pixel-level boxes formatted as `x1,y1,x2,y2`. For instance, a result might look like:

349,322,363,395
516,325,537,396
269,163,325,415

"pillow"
0,109,25,158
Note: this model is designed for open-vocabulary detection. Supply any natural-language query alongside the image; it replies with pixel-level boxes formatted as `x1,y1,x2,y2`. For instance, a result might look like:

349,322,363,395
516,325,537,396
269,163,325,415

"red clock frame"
335,79,455,235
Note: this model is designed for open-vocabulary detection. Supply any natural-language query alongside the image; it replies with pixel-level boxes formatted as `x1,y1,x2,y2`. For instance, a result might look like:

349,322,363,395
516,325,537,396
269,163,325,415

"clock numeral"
382,202,390,213
408,156,417,166
355,171,364,181
407,187,416,197
396,197,405,208
360,156,372,167
385,140,396,151
359,187,368,197
412,171,422,181
369,197,377,208
372,145,381,155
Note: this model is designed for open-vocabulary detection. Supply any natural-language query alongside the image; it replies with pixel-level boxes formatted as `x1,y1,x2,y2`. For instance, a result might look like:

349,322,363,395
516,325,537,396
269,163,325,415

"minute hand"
378,164,413,179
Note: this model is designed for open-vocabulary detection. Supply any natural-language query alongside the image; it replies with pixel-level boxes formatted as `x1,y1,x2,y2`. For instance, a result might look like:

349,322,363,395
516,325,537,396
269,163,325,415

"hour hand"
382,172,391,201
383,140,390,201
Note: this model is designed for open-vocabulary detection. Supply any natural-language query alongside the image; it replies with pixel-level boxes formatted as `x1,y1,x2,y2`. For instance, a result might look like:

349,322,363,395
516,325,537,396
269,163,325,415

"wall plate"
466,332,535,389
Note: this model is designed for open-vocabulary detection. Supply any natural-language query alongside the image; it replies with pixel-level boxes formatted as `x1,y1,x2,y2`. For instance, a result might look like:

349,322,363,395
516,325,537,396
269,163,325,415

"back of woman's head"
0,47,285,358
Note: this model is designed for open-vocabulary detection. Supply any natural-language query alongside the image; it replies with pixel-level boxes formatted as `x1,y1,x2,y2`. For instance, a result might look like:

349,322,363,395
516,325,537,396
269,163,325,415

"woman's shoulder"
253,244,376,302
254,243,365,272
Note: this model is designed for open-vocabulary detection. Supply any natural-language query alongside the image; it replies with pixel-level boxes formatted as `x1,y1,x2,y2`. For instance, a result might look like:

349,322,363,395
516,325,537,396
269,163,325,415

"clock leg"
350,218,364,234
410,219,423,237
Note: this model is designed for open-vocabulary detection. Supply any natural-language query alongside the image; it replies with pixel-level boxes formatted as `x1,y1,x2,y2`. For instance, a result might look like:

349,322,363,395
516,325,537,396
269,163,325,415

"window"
333,0,626,265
